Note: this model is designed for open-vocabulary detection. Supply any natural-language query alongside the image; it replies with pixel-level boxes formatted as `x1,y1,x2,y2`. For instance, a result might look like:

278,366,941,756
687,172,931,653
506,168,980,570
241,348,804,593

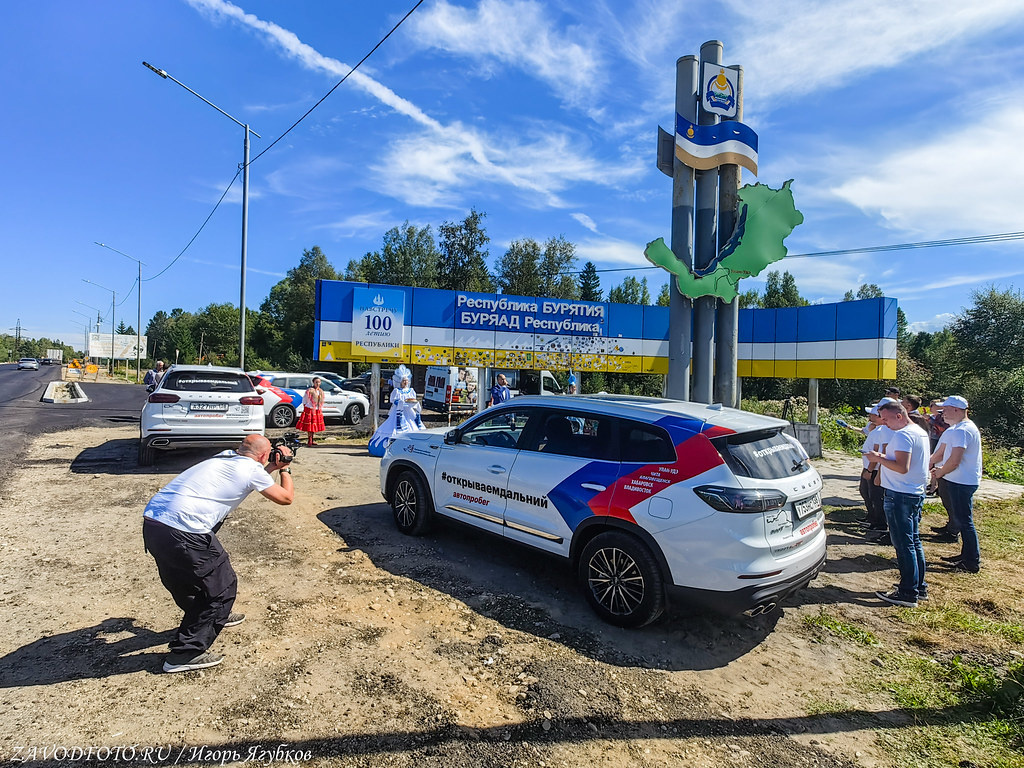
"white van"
493,369,563,397
424,366,479,413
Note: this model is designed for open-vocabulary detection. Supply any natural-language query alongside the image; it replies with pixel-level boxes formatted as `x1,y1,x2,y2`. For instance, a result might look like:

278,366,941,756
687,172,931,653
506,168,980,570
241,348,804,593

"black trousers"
143,518,237,656
866,471,887,530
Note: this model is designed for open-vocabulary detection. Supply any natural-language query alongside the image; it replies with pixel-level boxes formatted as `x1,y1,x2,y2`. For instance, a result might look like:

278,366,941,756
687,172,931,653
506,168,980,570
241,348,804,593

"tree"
761,270,807,308
856,283,884,299
115,320,136,335
739,287,761,308
949,287,1024,374
656,283,670,307
608,276,651,305
258,246,340,367
494,239,543,297
578,261,602,302
436,209,492,293
539,236,579,299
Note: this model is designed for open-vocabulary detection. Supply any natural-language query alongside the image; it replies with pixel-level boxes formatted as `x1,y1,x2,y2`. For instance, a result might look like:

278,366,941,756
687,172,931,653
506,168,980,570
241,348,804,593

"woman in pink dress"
296,376,326,446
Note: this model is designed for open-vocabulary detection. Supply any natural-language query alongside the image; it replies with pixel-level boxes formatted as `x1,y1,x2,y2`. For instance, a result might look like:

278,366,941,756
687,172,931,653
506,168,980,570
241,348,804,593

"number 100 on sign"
351,286,406,357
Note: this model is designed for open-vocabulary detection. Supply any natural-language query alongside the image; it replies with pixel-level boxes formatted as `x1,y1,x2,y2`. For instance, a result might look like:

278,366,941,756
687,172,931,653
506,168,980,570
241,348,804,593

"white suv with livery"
380,394,825,627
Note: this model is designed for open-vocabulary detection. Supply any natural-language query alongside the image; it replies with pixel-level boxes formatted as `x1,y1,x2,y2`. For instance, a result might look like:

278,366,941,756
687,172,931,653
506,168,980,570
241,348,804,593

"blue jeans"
946,480,980,568
883,489,927,599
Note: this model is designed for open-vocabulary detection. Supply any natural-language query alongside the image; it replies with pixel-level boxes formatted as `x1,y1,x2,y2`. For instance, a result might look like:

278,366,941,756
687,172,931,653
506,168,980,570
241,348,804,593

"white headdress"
392,365,412,388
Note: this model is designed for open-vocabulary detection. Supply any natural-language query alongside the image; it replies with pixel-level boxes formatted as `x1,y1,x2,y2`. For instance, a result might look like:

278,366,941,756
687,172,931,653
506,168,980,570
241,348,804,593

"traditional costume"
368,365,424,457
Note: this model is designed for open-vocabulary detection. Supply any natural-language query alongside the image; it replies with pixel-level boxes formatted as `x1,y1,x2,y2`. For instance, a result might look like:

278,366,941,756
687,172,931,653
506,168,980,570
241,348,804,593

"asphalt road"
0,363,148,494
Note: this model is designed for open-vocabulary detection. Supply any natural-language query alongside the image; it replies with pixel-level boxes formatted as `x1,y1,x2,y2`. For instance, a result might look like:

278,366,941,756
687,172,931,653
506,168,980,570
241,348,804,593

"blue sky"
4,0,1024,351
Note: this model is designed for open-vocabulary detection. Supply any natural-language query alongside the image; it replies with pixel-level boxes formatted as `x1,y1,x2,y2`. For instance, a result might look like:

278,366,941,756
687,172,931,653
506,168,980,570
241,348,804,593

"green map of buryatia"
644,180,803,301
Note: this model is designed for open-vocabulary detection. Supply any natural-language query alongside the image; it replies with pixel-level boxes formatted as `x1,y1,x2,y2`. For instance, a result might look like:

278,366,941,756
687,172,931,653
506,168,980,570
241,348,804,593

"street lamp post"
143,61,260,371
96,242,145,383
70,310,92,355
83,279,115,375
75,301,104,335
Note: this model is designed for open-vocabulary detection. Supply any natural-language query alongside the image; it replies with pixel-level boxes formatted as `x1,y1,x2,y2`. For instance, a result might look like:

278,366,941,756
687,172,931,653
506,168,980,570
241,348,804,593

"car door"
503,410,619,556
432,408,530,537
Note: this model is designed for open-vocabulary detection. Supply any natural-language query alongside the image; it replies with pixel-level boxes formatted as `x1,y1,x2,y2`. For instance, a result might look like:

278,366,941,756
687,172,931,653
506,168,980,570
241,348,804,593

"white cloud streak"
571,213,599,233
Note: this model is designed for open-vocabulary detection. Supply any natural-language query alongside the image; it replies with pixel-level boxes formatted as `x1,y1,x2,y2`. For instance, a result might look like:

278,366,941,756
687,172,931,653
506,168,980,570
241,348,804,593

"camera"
270,432,302,465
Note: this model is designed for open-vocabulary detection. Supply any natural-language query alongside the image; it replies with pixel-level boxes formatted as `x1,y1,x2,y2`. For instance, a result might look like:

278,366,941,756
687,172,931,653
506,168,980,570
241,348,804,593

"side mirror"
443,429,458,445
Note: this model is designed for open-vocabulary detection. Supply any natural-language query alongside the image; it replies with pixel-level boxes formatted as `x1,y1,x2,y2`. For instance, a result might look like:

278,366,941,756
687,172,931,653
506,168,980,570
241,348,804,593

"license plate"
794,492,821,519
190,402,229,412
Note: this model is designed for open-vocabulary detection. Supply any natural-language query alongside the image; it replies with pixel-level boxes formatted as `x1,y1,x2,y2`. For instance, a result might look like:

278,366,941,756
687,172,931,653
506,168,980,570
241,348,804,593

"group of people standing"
852,387,983,608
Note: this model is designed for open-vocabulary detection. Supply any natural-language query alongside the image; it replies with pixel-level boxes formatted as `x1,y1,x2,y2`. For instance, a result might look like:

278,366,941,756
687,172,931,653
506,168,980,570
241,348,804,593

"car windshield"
162,371,253,393
712,428,807,479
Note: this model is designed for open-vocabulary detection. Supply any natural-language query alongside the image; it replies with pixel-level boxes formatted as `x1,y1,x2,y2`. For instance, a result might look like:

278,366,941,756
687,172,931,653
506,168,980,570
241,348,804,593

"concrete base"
43,381,89,404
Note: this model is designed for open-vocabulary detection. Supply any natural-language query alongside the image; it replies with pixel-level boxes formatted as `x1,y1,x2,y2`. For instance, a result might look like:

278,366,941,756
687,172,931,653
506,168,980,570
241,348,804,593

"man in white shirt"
862,398,899,541
143,435,294,673
865,400,930,607
929,396,983,573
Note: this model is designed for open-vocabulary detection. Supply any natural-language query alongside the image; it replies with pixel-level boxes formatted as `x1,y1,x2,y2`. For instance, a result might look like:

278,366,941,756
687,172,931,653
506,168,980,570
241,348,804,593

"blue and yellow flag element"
675,114,758,175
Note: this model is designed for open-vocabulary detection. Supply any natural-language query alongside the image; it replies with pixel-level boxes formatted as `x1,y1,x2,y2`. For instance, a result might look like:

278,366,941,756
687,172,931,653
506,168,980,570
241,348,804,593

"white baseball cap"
865,396,899,415
939,395,968,410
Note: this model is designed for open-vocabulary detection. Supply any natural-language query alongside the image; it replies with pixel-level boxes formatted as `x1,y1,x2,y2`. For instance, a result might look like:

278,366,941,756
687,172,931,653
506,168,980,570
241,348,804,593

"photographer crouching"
142,434,295,673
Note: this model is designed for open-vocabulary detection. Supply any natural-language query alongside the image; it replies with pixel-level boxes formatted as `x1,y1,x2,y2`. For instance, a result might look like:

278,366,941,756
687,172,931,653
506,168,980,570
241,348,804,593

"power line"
248,0,425,166
567,230,1024,276
143,169,241,283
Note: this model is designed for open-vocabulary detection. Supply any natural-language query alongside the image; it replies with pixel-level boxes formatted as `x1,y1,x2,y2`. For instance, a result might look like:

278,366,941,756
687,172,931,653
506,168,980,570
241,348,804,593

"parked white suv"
380,394,825,626
139,365,265,466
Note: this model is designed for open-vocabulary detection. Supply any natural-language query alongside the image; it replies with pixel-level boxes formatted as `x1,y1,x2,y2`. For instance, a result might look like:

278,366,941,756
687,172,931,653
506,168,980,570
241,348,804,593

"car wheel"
578,531,665,627
392,471,434,536
269,404,296,428
344,403,364,425
138,440,155,467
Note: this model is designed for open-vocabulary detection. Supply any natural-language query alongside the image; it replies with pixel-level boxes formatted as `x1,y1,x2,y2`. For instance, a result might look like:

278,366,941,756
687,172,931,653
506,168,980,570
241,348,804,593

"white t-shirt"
860,424,879,469
935,419,983,486
144,451,274,534
879,423,930,495
866,424,893,471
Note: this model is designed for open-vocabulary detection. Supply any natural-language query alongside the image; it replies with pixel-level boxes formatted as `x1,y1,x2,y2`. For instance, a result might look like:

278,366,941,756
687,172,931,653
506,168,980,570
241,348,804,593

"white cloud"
571,213,599,233
732,0,1024,104
888,268,1024,298
407,0,602,110
831,103,1024,236
185,0,641,209
575,236,648,267
908,313,955,333
315,212,395,238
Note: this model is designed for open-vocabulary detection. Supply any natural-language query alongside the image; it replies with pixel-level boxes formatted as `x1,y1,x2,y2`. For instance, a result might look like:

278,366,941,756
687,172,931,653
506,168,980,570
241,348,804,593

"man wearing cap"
862,398,899,540
929,396,983,573
865,400,931,607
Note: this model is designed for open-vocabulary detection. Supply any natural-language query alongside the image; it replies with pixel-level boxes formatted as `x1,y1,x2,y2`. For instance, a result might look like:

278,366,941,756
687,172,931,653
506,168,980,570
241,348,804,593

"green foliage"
949,287,1024,374
760,270,807,308
656,283,670,307
983,446,1024,485
539,235,578,299
608,276,651,305
436,208,492,293
494,238,542,297
802,609,880,645
578,261,602,302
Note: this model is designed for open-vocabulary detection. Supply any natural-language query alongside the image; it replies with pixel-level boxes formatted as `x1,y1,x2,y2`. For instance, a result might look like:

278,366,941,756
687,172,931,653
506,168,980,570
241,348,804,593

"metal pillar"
808,378,819,425
714,64,743,408
666,56,698,401
691,40,723,404
239,125,251,371
370,363,381,425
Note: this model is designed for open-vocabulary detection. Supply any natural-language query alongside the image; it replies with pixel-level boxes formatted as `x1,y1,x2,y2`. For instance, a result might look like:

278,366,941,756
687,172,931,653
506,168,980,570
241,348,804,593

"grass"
895,604,1024,645
803,608,880,646
984,446,1024,485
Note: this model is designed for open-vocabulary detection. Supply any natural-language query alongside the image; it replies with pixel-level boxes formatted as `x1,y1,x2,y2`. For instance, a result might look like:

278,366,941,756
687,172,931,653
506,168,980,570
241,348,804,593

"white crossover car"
139,365,265,466
380,394,825,627
250,372,369,428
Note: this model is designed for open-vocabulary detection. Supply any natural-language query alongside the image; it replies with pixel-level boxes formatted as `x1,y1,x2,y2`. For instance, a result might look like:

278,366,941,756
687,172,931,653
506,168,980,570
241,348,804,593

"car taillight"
239,396,264,405
694,485,787,513
148,393,180,403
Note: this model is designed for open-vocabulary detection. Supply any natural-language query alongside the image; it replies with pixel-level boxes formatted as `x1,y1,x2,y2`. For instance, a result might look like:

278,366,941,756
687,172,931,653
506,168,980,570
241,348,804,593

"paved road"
0,363,147,493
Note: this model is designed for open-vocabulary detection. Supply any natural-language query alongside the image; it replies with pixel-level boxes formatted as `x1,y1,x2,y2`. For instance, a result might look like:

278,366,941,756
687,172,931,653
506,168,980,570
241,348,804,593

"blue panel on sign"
608,302,643,338
836,298,879,340
739,308,753,343
752,308,776,343
776,307,799,343
318,280,357,322
642,305,669,340
411,287,456,327
535,297,606,336
797,304,838,342
882,297,898,339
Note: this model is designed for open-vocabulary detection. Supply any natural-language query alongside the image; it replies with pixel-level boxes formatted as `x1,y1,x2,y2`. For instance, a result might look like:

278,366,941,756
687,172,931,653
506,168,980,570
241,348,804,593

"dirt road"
1,427,1020,767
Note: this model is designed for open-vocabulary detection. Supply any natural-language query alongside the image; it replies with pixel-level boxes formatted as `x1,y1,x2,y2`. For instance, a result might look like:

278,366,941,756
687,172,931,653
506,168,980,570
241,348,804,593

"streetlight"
143,61,260,370
96,242,145,383
83,279,115,375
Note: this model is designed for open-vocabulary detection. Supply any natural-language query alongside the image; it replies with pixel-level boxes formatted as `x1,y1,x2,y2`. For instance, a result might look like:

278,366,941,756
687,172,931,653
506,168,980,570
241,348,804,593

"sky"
3,0,1024,352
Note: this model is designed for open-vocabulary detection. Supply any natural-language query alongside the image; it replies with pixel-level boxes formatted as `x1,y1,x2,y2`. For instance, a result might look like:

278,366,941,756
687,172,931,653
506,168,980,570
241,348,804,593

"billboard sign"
351,286,405,358
88,333,148,360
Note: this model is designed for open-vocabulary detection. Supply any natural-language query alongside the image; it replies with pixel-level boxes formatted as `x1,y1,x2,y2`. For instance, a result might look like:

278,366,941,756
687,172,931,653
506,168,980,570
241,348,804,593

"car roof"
167,364,247,374
497,394,790,431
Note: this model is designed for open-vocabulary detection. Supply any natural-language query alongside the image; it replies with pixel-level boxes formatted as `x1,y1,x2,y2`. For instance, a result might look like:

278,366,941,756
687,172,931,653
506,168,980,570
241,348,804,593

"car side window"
520,411,616,461
289,376,313,390
619,421,676,463
458,409,529,450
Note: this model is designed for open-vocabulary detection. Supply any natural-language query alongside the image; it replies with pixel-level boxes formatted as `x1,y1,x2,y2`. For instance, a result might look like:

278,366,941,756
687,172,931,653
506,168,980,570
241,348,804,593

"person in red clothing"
296,376,326,446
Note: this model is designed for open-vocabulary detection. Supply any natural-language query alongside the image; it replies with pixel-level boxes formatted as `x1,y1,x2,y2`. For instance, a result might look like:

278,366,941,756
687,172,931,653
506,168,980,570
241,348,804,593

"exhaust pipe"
150,438,170,447
744,601,778,617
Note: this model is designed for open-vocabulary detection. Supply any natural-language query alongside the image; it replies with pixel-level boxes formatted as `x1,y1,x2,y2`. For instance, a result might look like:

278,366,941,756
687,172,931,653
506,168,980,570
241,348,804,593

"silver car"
17,358,39,370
